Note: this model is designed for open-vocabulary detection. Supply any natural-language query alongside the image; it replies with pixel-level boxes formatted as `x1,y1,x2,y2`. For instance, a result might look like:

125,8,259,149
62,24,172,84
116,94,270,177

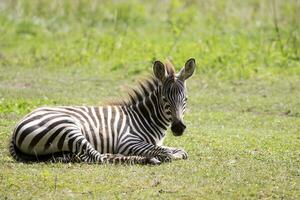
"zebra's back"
10,105,127,159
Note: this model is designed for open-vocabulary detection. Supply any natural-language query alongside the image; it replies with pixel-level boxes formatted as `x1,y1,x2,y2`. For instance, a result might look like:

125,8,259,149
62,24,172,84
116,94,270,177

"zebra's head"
153,58,196,136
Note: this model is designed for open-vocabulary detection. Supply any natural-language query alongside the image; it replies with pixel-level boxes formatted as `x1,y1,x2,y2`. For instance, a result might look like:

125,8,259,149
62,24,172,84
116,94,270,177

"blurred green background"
1,0,299,77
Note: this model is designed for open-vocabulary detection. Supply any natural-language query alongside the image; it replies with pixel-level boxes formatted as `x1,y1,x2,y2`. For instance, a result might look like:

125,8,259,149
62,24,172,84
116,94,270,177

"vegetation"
0,0,299,199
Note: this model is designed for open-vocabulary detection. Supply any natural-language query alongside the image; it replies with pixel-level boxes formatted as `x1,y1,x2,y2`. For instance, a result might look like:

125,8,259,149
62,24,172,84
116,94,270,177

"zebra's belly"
83,128,118,154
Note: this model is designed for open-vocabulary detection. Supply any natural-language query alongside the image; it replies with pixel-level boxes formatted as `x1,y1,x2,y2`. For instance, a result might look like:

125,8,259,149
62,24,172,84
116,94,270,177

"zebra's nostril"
171,121,186,136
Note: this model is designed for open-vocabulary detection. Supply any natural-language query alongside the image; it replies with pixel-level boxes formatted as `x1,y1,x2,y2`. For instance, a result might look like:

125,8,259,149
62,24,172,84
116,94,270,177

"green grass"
0,0,299,199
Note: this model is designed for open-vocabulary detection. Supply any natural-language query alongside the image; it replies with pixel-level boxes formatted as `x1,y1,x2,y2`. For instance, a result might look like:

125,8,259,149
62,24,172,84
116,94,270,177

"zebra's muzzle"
171,120,186,136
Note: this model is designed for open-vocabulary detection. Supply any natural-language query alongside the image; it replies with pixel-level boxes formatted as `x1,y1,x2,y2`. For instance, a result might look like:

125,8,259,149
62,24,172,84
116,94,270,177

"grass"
0,0,299,199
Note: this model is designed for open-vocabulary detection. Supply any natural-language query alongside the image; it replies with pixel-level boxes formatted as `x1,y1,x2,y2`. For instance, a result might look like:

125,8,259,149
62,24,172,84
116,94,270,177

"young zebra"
9,58,195,165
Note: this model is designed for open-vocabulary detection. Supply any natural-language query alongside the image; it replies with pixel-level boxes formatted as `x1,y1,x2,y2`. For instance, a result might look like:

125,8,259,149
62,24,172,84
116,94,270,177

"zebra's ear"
153,61,167,82
178,58,196,81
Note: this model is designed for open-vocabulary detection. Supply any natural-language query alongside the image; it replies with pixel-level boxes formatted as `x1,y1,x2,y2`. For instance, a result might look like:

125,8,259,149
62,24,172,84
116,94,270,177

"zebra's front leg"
121,142,178,163
71,137,157,165
160,146,188,160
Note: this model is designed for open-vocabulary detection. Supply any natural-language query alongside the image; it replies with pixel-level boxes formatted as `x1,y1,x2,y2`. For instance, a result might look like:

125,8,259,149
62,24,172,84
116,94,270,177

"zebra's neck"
123,84,171,143
140,86,171,129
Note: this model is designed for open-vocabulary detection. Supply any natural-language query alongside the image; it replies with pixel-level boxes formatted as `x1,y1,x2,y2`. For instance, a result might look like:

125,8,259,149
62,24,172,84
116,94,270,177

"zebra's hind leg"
47,152,81,163
101,154,161,165
69,135,158,165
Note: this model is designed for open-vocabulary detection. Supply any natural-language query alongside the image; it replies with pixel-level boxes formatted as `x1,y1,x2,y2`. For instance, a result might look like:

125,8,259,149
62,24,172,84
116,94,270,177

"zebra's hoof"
147,157,161,165
171,148,188,160
182,152,188,160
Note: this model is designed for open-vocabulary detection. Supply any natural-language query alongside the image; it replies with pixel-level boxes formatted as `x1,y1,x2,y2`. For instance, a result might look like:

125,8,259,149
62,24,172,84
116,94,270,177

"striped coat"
9,58,195,165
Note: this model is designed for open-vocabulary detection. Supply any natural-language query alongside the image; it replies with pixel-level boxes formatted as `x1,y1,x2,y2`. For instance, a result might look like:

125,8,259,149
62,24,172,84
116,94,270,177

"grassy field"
0,0,299,199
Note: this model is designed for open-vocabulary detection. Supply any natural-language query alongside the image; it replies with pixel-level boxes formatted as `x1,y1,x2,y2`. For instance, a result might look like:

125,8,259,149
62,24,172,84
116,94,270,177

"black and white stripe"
9,58,195,165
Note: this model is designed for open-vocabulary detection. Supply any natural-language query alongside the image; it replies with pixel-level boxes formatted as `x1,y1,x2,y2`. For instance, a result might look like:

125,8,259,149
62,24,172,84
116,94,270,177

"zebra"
9,58,196,165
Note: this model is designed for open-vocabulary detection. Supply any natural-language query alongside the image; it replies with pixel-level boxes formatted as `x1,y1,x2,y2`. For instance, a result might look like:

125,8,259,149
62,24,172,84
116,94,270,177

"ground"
0,0,299,199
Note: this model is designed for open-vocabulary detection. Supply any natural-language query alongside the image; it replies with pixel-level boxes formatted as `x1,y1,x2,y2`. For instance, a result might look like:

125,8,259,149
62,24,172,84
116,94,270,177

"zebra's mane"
111,60,175,106
113,76,160,106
